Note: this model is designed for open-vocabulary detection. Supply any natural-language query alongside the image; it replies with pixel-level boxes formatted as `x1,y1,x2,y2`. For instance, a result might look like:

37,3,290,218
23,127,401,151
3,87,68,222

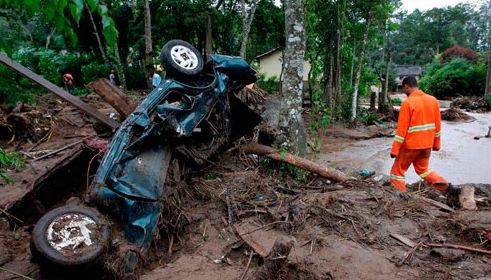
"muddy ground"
0,94,490,280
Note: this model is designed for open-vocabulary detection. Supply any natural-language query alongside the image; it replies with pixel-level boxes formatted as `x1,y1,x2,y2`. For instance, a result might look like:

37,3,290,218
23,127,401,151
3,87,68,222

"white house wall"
258,50,311,82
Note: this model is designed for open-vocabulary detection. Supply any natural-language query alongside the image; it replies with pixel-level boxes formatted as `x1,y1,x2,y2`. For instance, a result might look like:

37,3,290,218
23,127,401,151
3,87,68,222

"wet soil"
0,93,490,280
139,152,490,280
317,111,491,185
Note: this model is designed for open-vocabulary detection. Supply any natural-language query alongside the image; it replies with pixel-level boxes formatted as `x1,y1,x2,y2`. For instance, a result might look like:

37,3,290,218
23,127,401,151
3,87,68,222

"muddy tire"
160,40,204,77
31,206,110,267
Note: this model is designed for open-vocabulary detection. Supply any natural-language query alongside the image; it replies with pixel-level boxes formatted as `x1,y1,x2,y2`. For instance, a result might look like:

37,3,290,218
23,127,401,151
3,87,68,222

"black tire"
31,206,110,267
160,39,204,77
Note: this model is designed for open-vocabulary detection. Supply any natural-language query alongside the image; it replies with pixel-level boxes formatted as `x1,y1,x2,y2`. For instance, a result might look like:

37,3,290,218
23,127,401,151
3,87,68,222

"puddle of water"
318,112,491,184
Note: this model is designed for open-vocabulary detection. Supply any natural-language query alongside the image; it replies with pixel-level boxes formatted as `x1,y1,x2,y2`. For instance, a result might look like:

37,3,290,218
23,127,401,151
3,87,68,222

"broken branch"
32,140,83,161
241,143,354,182
413,195,455,212
425,243,491,255
239,251,254,280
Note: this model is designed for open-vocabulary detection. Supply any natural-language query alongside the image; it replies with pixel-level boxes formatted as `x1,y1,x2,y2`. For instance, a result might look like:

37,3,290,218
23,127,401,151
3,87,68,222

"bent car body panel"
89,55,259,247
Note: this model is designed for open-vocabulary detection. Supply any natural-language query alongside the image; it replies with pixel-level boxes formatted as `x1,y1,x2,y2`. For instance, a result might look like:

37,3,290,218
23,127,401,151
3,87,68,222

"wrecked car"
30,40,262,275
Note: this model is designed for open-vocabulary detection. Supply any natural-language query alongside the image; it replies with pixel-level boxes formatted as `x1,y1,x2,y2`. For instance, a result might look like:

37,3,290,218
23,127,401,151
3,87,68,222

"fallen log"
87,78,136,118
241,143,354,182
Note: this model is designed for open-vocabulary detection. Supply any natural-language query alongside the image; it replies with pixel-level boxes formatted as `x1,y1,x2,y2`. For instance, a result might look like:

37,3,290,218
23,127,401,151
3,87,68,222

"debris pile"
135,150,491,280
441,107,476,122
451,96,489,112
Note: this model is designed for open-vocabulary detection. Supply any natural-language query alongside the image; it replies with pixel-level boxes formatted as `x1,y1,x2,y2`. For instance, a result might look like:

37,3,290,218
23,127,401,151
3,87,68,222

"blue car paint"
88,55,257,247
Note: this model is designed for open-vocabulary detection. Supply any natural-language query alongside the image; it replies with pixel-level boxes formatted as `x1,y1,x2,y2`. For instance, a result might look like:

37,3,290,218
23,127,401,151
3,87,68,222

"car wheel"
160,40,204,77
31,206,110,267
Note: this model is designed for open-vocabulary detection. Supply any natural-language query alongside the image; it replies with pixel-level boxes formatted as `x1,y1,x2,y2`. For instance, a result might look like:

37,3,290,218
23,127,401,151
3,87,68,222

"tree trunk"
205,13,213,57
143,0,153,89
334,1,343,117
486,0,491,96
45,28,55,49
85,1,109,65
350,37,356,87
379,50,391,113
239,0,259,59
113,41,127,91
351,14,371,122
370,91,376,111
277,0,307,156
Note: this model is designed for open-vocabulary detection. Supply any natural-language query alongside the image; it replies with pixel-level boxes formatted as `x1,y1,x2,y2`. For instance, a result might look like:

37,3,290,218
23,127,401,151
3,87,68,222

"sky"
399,0,479,12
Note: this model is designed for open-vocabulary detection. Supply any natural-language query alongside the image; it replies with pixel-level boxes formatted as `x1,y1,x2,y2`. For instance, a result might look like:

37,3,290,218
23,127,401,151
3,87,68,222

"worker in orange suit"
390,76,448,194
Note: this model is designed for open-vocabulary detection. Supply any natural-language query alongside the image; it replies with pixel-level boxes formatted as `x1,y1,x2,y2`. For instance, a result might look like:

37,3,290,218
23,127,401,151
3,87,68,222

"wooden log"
0,53,119,129
255,236,294,280
241,143,354,182
87,78,136,118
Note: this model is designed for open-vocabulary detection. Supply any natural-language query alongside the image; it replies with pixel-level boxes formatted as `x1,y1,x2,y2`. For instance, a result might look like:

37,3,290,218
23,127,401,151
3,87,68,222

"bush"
81,62,111,84
358,109,381,125
390,97,402,106
256,73,279,94
419,58,486,99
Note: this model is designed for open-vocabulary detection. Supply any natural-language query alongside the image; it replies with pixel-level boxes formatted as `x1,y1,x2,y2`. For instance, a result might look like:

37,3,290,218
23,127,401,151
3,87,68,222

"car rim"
170,45,199,70
46,213,98,256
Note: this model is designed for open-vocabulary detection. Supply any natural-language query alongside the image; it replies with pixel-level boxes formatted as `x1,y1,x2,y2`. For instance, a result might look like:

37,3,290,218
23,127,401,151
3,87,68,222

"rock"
447,184,477,210
431,248,466,262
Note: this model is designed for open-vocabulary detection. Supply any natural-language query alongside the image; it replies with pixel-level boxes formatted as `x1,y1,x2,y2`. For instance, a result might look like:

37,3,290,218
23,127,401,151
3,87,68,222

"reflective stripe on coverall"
390,90,448,193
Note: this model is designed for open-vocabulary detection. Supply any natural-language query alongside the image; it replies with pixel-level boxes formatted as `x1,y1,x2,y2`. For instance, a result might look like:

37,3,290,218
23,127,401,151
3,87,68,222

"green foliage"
390,97,402,106
81,61,111,84
0,0,118,52
205,172,216,180
256,73,279,94
392,3,489,65
419,58,486,98
487,93,491,108
259,156,310,183
358,109,381,125
0,47,99,105
0,148,26,184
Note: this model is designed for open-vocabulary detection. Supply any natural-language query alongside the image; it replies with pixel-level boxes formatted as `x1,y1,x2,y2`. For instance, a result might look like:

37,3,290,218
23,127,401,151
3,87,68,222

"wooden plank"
0,53,119,129
390,233,417,248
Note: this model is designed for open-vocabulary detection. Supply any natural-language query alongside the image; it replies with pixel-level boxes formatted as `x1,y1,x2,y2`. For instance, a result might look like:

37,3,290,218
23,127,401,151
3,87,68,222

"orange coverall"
390,90,448,193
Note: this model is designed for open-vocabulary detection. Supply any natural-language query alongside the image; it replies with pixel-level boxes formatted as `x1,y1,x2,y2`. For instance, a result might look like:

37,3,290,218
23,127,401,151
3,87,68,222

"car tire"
160,40,204,77
31,206,110,267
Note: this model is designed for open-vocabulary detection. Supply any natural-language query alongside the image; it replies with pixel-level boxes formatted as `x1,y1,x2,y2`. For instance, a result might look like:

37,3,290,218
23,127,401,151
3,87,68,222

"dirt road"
317,112,491,184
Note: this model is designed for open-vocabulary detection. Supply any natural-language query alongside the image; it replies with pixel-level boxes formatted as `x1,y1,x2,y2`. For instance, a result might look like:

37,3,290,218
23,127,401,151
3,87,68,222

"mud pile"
441,107,476,122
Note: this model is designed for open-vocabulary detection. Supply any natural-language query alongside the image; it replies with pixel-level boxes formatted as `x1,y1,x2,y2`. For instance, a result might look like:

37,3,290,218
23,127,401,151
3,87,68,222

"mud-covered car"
30,40,261,276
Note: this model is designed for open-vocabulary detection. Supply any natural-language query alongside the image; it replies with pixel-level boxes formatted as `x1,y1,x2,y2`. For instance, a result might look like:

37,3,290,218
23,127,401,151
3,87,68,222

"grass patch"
0,148,26,184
